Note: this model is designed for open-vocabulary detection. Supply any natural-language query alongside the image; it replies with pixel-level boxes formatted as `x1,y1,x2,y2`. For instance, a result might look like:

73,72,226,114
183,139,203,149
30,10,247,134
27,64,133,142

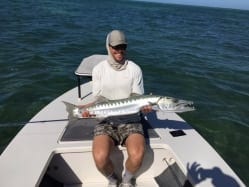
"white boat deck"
0,81,245,187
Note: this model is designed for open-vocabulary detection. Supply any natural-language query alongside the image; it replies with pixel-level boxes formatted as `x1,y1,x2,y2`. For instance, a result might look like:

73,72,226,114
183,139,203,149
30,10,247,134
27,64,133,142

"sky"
138,0,249,10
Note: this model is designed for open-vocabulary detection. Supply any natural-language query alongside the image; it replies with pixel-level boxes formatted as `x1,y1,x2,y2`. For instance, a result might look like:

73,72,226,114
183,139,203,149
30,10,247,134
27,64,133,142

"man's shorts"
94,122,144,146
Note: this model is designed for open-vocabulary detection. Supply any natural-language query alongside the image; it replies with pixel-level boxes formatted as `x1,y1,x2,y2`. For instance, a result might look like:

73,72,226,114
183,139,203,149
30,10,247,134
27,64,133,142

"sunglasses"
110,44,127,50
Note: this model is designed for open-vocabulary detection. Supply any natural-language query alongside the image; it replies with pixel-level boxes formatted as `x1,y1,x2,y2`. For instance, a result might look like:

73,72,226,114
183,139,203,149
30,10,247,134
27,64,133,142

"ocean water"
0,0,248,185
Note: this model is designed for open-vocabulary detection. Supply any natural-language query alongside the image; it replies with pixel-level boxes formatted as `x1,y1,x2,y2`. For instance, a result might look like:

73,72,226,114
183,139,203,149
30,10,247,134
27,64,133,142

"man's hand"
81,110,96,118
141,105,153,114
77,102,96,118
82,110,91,118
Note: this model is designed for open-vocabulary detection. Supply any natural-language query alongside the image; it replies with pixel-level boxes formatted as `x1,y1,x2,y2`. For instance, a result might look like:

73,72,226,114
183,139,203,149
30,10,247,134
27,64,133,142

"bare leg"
92,135,115,176
125,133,145,173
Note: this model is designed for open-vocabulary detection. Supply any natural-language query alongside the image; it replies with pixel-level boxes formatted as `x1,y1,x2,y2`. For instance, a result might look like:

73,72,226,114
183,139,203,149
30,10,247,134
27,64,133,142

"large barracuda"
64,95,195,119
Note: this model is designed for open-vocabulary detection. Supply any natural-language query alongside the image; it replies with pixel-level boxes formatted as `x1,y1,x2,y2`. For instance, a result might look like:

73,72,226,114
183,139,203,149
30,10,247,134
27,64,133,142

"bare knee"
125,134,145,171
92,135,114,172
93,150,109,169
128,146,145,167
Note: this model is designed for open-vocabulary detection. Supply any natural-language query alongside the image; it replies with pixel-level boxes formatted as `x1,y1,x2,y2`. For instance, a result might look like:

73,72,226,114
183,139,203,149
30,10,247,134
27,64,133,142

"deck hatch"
170,130,186,137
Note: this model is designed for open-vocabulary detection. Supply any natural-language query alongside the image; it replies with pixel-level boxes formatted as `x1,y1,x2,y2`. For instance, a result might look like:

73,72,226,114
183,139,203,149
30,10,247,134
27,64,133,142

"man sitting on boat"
82,30,151,187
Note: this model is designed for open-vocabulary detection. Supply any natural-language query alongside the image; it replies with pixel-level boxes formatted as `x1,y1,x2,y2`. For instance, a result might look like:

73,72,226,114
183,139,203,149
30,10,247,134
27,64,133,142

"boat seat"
75,54,107,77
75,54,107,99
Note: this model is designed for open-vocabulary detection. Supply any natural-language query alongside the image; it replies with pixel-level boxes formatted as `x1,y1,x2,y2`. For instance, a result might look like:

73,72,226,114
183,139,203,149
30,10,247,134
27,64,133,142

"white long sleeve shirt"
92,60,144,100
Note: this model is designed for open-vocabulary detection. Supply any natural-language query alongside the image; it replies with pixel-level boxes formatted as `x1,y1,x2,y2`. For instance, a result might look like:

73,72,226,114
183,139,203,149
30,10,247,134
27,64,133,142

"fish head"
157,97,195,113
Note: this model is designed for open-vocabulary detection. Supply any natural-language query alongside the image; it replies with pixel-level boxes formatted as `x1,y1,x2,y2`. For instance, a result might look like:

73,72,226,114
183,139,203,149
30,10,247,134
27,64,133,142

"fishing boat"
0,55,245,187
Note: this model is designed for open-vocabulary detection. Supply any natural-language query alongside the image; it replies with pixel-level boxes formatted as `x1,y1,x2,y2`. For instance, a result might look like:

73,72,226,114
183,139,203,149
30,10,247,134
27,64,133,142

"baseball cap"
108,30,127,46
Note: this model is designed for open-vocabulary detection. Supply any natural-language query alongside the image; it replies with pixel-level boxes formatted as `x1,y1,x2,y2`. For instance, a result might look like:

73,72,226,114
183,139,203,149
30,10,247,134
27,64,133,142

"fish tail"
62,101,78,120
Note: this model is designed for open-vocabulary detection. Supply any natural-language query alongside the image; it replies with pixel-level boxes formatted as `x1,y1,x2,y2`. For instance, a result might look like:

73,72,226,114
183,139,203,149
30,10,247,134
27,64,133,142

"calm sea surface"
0,0,248,185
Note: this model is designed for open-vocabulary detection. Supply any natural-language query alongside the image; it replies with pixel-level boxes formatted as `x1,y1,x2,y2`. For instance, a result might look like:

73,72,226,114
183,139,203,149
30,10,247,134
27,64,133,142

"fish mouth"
158,98,195,113
173,101,195,113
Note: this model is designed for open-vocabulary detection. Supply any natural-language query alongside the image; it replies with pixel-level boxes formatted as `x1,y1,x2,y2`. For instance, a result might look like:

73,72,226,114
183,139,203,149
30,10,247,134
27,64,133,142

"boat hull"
0,82,246,187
